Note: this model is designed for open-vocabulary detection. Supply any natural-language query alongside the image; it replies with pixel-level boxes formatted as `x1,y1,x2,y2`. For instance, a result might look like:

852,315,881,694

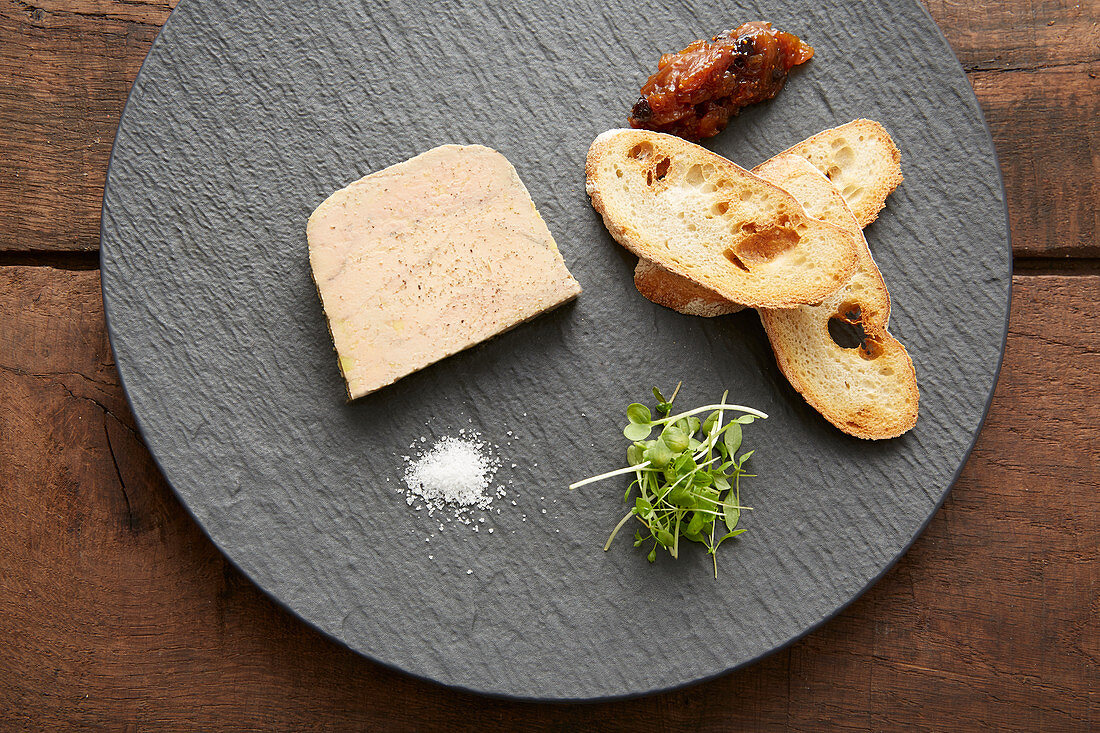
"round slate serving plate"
101,0,1010,700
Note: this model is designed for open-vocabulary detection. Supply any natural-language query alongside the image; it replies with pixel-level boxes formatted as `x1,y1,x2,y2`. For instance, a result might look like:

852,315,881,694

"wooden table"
1,1,1096,728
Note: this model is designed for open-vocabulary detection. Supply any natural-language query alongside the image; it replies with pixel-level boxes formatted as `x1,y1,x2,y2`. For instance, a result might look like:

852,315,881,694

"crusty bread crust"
586,129,859,309
633,259,746,317
632,120,903,317
753,156,917,439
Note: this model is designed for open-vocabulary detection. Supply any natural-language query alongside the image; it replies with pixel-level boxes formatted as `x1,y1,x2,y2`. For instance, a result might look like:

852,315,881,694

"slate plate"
100,0,1010,700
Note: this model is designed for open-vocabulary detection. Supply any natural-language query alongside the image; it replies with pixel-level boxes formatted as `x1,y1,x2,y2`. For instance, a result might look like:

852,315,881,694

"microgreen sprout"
569,385,766,578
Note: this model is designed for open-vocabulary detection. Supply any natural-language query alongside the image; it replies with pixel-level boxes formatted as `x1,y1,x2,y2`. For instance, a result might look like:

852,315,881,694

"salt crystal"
403,435,500,515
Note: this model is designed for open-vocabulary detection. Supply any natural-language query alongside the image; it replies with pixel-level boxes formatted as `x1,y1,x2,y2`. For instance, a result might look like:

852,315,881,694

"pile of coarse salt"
402,435,502,516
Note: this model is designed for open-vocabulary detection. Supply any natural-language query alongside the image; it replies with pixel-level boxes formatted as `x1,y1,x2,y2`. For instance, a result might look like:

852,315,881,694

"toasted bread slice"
586,129,858,309
633,258,746,317
633,120,903,317
780,119,903,227
753,155,917,439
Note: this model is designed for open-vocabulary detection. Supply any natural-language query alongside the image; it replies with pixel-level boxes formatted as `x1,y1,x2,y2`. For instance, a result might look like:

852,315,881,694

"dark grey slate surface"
100,0,1010,700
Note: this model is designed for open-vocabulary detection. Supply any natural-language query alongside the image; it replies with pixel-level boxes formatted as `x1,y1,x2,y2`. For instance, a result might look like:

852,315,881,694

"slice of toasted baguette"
633,120,903,317
586,129,859,309
754,155,917,439
780,119,902,228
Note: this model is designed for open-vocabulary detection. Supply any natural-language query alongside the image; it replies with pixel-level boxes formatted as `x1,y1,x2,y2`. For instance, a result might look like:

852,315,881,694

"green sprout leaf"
723,496,741,533
626,403,652,425
702,410,720,436
644,438,673,469
723,422,743,455
661,424,690,453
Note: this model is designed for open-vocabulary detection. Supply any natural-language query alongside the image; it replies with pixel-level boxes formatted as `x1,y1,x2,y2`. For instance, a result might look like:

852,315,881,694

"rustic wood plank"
0,0,1095,257
0,0,173,253
922,0,1100,72
973,62,1099,258
0,267,1095,729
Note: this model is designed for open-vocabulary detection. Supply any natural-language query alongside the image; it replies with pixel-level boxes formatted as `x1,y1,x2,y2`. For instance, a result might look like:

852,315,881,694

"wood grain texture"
922,0,1099,71
970,62,1099,257
0,0,174,253
1,267,1095,729
0,0,1095,257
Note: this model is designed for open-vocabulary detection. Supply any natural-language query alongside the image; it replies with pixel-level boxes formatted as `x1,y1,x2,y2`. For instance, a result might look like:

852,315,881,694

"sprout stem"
569,461,651,490
603,510,636,551
651,403,768,426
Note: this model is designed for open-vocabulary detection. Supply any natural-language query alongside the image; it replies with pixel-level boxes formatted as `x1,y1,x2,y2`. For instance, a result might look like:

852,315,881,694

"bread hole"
834,145,854,168
830,304,864,346
654,157,671,181
685,164,705,186
842,184,864,199
686,222,697,231
827,302,883,359
731,221,801,267
646,170,653,185
739,189,753,201
830,137,847,150
880,366,894,376
723,249,750,272
712,201,729,215
616,169,624,178
628,142,654,161
825,165,841,181
702,183,718,193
